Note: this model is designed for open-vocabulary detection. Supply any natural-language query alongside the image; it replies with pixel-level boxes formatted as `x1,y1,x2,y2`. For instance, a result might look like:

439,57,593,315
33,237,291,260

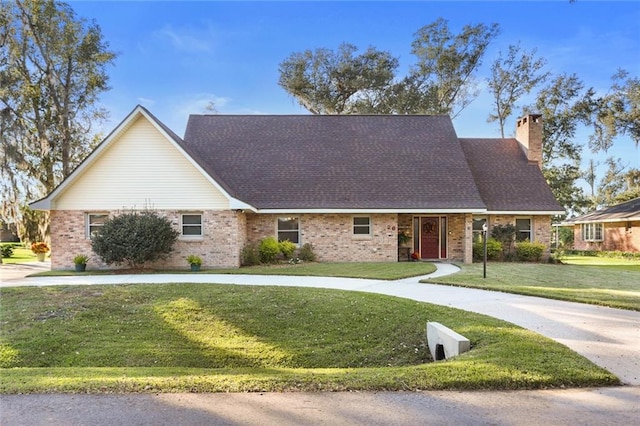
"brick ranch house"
563,197,640,252
30,106,564,270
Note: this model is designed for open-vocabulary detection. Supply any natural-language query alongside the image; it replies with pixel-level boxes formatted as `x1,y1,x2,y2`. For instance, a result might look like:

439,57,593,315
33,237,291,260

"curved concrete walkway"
1,262,639,424
1,262,639,385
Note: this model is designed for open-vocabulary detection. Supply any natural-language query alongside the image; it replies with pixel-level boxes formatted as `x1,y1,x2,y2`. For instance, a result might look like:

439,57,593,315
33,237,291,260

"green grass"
425,262,640,311
0,284,618,393
0,245,38,264
33,262,438,280
561,255,640,268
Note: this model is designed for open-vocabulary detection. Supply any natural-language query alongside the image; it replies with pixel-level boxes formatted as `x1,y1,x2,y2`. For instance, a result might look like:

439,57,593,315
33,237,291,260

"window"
353,216,371,235
582,223,603,242
181,214,203,237
515,218,532,242
277,217,299,244
472,217,487,243
86,213,108,238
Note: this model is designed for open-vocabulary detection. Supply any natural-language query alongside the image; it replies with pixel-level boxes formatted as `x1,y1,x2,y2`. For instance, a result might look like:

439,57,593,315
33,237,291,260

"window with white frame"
582,223,603,242
353,216,371,236
181,213,203,237
472,216,487,243
515,218,532,242
277,217,299,244
86,213,108,238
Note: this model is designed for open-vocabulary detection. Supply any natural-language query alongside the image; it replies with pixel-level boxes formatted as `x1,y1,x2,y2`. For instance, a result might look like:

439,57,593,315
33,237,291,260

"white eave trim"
255,208,487,214
561,216,640,225
485,210,566,215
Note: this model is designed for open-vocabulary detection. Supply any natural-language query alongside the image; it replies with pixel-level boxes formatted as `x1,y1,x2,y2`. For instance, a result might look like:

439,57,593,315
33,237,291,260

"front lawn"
0,284,617,393
0,245,38,264
425,262,640,311
34,262,438,281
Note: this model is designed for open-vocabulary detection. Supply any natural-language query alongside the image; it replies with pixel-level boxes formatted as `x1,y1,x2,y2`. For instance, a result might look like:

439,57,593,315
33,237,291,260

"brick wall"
50,210,243,270
246,213,397,262
573,221,639,252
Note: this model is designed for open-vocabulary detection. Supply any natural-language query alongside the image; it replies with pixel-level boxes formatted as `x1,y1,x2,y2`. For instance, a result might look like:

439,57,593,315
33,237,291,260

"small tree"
91,211,179,269
491,224,516,260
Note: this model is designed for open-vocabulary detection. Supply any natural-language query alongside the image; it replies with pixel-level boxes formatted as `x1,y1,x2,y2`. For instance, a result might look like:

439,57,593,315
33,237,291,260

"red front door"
420,217,440,259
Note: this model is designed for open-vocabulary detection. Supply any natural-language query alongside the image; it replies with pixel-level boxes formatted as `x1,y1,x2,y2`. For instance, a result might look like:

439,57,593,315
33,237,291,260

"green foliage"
278,240,297,258
0,284,618,392
490,224,516,259
298,243,316,262
258,237,280,264
0,245,14,258
72,254,89,265
472,238,503,261
278,18,499,117
515,241,546,262
91,211,179,269
241,243,261,266
186,255,202,266
1,0,116,240
487,43,549,137
278,43,398,114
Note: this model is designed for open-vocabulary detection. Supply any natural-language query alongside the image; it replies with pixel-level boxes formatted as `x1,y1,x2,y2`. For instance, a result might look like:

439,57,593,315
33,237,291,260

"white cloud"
137,97,155,106
154,24,214,53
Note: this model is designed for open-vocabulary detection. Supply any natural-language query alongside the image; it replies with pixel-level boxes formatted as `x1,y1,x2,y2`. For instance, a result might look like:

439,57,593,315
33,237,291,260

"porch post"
463,213,473,264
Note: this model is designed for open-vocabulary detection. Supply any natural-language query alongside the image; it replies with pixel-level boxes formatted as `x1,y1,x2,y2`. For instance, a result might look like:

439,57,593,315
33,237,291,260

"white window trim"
352,215,372,238
86,212,109,239
277,216,300,245
582,223,604,242
180,213,203,240
515,217,533,242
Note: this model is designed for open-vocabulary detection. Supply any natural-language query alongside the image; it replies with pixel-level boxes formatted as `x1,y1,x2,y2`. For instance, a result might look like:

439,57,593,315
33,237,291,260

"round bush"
259,237,280,263
91,211,179,269
279,240,297,258
516,241,546,262
472,238,502,261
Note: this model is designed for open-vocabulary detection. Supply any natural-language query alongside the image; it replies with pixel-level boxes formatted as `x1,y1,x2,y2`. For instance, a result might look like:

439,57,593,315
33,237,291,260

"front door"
420,217,440,259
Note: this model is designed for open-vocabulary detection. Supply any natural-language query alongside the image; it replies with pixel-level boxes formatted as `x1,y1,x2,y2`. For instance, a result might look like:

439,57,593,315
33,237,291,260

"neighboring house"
564,197,640,252
30,107,563,270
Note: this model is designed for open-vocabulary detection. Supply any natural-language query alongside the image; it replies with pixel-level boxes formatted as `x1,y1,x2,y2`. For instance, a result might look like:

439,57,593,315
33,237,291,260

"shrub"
298,243,316,262
186,255,202,266
491,224,516,259
241,243,261,266
279,240,297,258
259,237,280,264
73,254,89,265
472,238,502,261
516,241,546,262
1,245,14,258
91,211,179,269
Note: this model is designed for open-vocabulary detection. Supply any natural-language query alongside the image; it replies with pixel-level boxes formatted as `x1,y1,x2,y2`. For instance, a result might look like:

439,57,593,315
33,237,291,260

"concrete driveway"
1,262,639,425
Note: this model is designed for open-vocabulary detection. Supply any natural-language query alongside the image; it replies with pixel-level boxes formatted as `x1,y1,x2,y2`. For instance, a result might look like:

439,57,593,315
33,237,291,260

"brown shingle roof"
459,138,563,212
181,115,561,212
565,197,640,223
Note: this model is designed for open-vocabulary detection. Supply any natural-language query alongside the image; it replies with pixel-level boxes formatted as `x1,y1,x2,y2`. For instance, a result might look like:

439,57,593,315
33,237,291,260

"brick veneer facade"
572,221,639,252
49,210,554,270
50,210,245,270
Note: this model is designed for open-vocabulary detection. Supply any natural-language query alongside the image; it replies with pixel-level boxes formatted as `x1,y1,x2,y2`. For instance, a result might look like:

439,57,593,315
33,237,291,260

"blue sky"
70,0,639,187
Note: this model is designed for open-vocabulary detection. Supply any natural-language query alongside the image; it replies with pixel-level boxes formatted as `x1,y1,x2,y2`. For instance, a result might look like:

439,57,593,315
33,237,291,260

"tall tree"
408,18,500,117
589,70,640,151
530,74,594,216
487,43,549,137
278,43,398,114
0,0,115,241
278,19,499,116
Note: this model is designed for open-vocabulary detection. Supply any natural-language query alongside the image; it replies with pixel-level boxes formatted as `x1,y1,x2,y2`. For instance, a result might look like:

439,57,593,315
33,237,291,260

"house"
30,107,564,270
564,197,640,252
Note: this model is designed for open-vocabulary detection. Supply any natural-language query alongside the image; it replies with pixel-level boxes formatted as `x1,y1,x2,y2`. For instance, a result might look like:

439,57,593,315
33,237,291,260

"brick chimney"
515,114,543,169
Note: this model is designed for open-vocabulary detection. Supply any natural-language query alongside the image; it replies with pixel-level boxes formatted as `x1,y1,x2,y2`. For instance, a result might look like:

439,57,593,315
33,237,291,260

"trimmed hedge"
516,241,546,262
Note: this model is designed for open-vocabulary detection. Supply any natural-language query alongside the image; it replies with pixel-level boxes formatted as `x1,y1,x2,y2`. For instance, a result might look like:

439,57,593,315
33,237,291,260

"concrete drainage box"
426,321,470,361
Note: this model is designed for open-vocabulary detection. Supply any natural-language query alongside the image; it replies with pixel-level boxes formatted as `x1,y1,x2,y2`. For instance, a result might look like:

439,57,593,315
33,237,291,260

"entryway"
413,216,447,260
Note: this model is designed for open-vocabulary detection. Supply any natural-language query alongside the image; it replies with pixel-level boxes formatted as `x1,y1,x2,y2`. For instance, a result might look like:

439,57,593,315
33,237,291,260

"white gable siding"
54,116,229,210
